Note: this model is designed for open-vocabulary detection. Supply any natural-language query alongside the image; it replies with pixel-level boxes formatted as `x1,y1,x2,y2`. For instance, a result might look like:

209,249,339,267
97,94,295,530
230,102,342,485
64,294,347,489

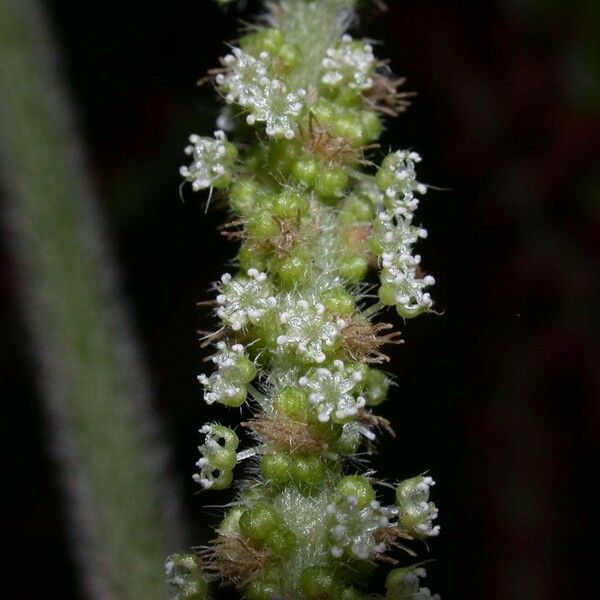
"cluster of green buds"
168,1,441,598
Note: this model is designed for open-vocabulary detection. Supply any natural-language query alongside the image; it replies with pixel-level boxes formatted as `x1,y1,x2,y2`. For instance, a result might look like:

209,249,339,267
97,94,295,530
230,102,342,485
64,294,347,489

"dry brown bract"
365,70,416,117
341,317,403,363
373,526,416,563
243,414,328,453
200,535,271,587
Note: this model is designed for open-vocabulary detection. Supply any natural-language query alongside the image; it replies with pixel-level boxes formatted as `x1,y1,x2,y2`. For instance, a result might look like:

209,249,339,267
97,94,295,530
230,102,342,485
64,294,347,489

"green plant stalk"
168,1,441,598
0,1,184,598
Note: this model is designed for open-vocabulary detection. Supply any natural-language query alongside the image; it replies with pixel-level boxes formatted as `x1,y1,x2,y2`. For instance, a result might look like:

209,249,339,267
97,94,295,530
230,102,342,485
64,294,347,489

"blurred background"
1,0,598,598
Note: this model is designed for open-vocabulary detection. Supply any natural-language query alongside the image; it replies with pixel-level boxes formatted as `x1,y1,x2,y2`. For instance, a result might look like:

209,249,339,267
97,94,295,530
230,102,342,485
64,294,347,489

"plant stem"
0,1,185,598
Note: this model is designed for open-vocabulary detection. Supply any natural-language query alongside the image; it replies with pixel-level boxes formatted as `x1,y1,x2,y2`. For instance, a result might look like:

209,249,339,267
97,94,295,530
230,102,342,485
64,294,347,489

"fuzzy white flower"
193,424,238,490
180,130,236,191
299,360,365,422
197,342,254,406
276,297,345,363
380,150,427,218
216,48,306,139
321,34,376,91
396,476,440,538
216,269,277,331
327,496,398,560
376,212,434,318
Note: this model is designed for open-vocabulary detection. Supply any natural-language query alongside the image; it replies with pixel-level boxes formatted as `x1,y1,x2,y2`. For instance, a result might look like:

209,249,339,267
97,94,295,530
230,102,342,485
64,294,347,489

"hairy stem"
0,1,184,597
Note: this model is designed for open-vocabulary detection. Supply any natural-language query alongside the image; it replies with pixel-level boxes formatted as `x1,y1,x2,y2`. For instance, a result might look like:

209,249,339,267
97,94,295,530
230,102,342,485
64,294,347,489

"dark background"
2,1,598,598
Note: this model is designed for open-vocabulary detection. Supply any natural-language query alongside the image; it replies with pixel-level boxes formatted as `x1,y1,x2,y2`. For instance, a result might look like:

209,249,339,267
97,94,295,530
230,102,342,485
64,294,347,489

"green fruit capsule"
315,168,348,200
340,194,374,224
333,112,364,146
311,99,336,126
362,368,389,406
210,468,233,490
271,190,309,219
260,452,291,484
339,255,369,282
209,425,239,449
269,139,300,174
237,242,268,272
273,387,310,420
264,526,297,556
247,211,280,240
378,282,397,306
229,179,260,216
374,166,396,191
396,302,428,319
205,445,237,471
359,110,382,143
233,355,257,383
240,28,284,56
239,503,283,546
335,475,376,509
244,579,280,600
218,506,244,537
291,156,318,187
217,384,247,408
300,566,338,599
290,454,327,488
320,288,355,316
330,424,361,455
335,87,363,109
277,42,300,71
275,251,312,286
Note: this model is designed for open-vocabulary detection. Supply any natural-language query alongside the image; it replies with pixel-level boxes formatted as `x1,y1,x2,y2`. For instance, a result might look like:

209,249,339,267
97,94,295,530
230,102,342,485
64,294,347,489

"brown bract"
341,316,403,363
243,414,328,453
200,535,271,587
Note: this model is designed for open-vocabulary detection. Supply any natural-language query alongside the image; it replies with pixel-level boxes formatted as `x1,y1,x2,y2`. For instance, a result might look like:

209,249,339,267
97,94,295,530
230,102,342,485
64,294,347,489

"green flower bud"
335,475,376,509
237,242,269,272
278,43,301,72
315,167,348,200
362,368,389,406
247,211,280,240
359,110,382,143
335,87,363,109
229,179,260,216
274,250,312,286
291,156,319,187
339,255,368,282
264,526,297,556
165,553,208,600
240,29,284,56
218,505,244,537
320,288,355,316
269,139,301,174
332,112,364,145
233,354,258,383
273,387,310,420
330,423,361,455
300,566,338,599
239,503,283,546
396,476,440,538
311,99,336,126
290,454,327,488
378,282,397,306
260,451,291,484
271,190,309,218
374,165,396,191
339,194,375,224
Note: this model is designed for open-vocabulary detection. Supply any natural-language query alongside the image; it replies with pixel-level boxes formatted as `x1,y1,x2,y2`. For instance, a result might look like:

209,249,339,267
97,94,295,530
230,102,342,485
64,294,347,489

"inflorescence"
167,2,440,599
